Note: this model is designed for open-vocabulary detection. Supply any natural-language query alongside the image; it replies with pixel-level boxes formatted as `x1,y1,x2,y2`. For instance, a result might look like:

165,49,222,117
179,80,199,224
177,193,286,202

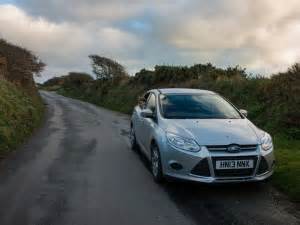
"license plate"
216,160,254,170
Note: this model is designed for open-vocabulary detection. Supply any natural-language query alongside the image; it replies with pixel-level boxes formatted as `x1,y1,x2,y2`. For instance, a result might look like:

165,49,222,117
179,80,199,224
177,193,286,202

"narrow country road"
0,91,298,225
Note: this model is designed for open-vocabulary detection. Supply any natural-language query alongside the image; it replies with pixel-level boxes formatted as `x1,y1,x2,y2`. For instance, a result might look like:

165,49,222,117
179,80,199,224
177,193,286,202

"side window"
143,93,150,102
146,93,156,112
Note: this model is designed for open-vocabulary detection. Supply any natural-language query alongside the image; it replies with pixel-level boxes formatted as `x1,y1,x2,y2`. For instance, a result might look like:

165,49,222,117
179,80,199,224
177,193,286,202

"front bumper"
161,144,275,183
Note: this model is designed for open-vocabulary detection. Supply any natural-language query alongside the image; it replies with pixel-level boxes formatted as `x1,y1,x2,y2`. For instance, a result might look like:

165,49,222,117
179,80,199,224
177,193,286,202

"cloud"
1,0,300,81
154,0,300,72
16,0,150,23
0,4,142,81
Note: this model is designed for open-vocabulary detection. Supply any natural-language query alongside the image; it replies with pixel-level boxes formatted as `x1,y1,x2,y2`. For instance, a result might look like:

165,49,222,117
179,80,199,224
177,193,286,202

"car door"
134,92,150,146
140,92,157,157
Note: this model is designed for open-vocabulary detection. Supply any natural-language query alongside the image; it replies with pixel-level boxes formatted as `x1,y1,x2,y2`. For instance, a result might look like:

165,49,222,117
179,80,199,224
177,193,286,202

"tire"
151,144,164,183
130,125,138,151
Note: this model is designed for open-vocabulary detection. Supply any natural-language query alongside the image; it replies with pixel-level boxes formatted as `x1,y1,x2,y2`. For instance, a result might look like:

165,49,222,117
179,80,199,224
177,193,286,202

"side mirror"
138,96,146,108
141,109,154,118
240,109,248,117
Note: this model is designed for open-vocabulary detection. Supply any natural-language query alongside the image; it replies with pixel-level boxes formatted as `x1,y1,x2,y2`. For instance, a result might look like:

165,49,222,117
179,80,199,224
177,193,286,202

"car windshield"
159,93,242,119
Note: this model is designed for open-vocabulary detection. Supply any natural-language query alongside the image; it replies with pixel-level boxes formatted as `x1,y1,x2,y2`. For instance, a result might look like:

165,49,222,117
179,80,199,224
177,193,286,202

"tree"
0,39,45,88
89,55,127,80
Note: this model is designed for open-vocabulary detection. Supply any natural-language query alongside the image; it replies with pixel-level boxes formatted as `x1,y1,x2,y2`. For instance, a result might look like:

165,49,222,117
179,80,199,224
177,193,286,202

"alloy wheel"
151,147,160,177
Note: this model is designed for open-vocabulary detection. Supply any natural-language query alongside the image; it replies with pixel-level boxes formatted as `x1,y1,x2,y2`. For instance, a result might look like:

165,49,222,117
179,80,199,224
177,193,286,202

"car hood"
162,118,259,146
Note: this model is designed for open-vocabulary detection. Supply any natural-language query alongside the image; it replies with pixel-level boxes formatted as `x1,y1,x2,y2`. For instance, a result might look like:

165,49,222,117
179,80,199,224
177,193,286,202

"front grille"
257,157,269,175
212,156,258,177
191,158,211,177
207,144,257,152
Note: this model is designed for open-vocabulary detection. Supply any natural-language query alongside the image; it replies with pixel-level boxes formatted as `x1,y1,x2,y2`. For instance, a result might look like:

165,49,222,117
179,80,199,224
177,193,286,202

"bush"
44,63,300,139
0,80,44,156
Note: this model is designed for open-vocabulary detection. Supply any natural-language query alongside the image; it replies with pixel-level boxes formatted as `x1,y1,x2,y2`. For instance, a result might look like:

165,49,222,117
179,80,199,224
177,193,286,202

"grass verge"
273,137,300,201
0,79,44,157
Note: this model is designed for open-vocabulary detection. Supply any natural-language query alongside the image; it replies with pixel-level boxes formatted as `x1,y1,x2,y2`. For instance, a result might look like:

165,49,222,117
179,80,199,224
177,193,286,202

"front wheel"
130,125,138,151
151,144,164,183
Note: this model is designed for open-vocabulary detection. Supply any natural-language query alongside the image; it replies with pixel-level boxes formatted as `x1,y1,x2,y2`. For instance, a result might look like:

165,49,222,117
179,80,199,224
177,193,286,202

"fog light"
257,157,269,175
170,162,183,170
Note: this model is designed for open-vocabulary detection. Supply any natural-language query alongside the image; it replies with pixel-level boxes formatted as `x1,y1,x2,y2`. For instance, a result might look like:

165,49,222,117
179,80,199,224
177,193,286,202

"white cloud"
96,27,141,52
0,4,142,81
157,0,300,73
1,0,300,81
0,4,92,69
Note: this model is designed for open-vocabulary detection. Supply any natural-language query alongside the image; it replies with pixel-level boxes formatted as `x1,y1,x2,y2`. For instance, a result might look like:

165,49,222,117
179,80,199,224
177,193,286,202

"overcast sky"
0,0,300,82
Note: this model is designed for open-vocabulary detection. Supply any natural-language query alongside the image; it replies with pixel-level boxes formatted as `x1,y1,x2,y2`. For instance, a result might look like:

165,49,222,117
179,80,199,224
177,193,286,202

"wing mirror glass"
240,109,248,117
141,109,154,118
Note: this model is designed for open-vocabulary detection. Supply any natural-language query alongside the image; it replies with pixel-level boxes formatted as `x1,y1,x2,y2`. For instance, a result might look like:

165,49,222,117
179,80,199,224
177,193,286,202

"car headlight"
260,132,273,151
166,132,200,152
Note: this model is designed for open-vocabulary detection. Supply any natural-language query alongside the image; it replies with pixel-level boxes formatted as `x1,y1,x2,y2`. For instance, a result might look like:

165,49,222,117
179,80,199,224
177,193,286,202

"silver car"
130,88,275,183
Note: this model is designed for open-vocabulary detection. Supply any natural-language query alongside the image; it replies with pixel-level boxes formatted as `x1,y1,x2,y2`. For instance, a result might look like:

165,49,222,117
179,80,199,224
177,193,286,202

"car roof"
150,88,216,95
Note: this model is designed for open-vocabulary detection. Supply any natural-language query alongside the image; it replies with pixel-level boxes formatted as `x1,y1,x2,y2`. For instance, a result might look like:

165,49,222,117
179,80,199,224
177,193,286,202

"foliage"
89,55,128,80
44,62,299,139
0,38,45,157
272,137,300,201
63,72,94,88
0,39,45,92
42,76,66,87
0,80,44,156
